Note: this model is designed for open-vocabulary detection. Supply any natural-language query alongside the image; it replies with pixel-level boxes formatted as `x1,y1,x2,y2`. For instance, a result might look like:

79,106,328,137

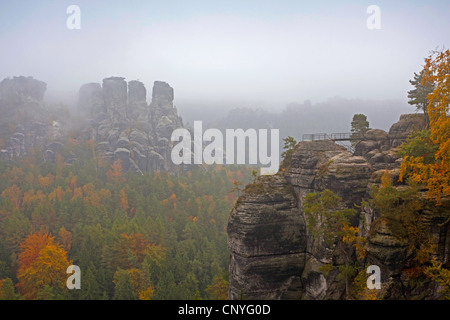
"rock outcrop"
228,140,373,300
0,75,185,175
388,113,426,148
227,114,448,300
79,77,184,173
227,174,306,299
0,76,60,161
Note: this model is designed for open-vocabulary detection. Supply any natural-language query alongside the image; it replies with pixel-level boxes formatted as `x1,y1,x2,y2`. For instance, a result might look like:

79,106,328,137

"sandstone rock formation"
0,76,60,161
78,77,184,173
0,75,185,175
227,114,449,300
227,174,305,299
228,140,373,299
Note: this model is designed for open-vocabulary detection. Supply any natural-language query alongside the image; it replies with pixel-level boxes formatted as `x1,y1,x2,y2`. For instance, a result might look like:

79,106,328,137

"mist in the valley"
1,1,449,138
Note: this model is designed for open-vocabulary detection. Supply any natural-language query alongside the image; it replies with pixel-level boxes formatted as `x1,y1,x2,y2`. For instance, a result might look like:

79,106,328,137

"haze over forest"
1,0,449,136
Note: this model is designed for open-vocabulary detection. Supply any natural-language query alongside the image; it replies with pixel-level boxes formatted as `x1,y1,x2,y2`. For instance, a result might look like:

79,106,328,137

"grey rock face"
228,174,306,300
152,81,174,106
0,76,61,162
227,114,448,300
389,114,426,147
102,77,128,119
228,139,373,300
79,77,184,173
128,80,147,104
0,75,186,174
78,83,103,116
0,76,46,108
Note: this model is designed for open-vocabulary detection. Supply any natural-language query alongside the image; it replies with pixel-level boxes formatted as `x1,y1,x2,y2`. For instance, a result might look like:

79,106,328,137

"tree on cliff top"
350,114,370,148
350,114,370,138
400,48,450,205
408,69,434,126
280,136,297,170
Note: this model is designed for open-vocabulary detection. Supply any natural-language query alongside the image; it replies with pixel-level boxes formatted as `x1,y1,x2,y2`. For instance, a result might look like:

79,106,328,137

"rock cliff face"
0,75,185,174
227,114,450,300
78,77,183,173
0,76,60,162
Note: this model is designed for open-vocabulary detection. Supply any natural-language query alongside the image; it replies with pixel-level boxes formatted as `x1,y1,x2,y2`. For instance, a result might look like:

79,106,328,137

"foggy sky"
0,0,449,108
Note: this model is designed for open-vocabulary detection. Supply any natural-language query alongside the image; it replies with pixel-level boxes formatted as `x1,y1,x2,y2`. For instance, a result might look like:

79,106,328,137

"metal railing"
302,132,364,141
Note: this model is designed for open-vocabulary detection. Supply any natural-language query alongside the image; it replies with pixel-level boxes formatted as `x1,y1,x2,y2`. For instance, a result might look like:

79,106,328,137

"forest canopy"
0,139,253,300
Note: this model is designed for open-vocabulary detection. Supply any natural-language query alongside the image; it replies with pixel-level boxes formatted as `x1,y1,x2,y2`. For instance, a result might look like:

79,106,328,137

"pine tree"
350,114,370,147
280,136,297,169
80,266,102,300
407,70,434,126
0,278,21,300
113,268,136,300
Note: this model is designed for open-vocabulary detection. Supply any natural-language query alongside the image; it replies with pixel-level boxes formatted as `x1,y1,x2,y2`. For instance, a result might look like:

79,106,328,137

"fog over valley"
1,1,449,134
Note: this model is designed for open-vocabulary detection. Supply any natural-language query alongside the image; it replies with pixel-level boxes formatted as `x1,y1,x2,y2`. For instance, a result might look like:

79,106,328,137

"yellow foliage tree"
425,257,450,300
341,224,367,260
139,286,155,300
400,49,450,204
17,232,71,299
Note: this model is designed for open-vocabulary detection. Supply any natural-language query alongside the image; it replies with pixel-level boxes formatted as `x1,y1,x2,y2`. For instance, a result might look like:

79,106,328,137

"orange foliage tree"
82,183,101,208
106,159,126,184
16,232,71,299
58,227,72,252
400,49,450,204
119,188,129,213
38,174,54,189
112,233,151,269
205,275,228,300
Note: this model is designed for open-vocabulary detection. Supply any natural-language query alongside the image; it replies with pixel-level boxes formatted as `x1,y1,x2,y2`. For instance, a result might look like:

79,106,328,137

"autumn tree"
303,189,358,297
397,129,438,166
110,233,151,270
1,184,22,211
58,227,72,252
205,275,228,300
369,170,434,277
16,232,71,299
139,286,155,300
341,224,367,261
106,159,126,184
17,232,54,271
304,189,356,246
119,188,129,214
351,269,382,300
425,257,450,300
400,49,450,204
0,149,254,300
